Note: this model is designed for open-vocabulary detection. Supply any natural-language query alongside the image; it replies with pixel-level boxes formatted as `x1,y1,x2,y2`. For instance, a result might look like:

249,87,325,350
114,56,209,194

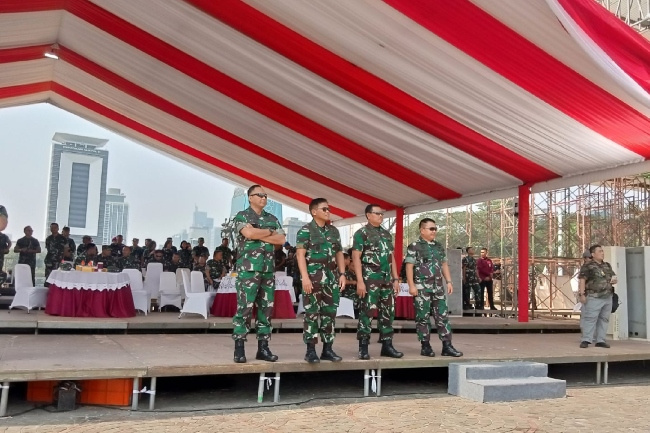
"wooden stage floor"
1,332,649,382
0,309,580,334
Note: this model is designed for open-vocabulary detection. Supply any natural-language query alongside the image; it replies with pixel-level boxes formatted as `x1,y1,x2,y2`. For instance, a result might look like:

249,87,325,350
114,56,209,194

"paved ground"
1,384,650,432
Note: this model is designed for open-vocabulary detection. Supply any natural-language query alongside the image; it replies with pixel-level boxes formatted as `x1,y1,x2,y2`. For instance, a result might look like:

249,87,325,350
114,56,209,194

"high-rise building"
103,188,129,244
46,132,109,245
230,187,283,222
189,206,215,248
283,217,309,246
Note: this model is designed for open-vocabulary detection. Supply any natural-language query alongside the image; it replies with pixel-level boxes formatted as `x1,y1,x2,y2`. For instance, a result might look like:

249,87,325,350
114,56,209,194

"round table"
45,270,136,318
211,275,296,318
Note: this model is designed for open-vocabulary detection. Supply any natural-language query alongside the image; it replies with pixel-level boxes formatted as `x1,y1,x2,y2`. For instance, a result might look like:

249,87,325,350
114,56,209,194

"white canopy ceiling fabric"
1,0,650,222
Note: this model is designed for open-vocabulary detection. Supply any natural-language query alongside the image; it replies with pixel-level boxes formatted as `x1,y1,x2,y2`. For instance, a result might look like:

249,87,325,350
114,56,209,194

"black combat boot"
304,343,320,363
420,341,435,357
233,339,246,363
358,339,370,360
441,341,463,357
321,343,342,362
256,340,278,362
380,339,404,358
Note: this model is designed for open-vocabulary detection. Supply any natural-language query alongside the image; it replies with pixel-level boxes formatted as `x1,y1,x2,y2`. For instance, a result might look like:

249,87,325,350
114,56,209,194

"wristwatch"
268,228,275,235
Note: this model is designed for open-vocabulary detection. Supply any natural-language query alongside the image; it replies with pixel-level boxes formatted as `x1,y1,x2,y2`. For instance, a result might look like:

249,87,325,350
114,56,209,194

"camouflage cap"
102,245,112,250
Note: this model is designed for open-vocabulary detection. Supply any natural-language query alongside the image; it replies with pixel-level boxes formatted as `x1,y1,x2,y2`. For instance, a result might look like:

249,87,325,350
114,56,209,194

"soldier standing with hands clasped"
232,185,286,363
405,218,463,357
296,198,346,363
353,204,403,360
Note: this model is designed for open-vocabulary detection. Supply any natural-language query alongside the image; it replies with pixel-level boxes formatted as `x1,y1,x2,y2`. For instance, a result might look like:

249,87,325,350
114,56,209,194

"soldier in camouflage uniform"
44,223,67,282
178,241,193,270
14,226,41,285
578,244,616,348
214,238,233,271
352,204,403,359
61,227,76,262
73,243,98,267
117,246,141,271
340,250,360,315
232,185,286,363
296,198,346,363
97,245,119,271
205,250,226,290
461,247,482,313
405,218,463,357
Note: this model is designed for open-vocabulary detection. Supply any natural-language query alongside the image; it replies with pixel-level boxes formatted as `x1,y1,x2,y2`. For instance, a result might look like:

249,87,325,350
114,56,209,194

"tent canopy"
2,0,650,223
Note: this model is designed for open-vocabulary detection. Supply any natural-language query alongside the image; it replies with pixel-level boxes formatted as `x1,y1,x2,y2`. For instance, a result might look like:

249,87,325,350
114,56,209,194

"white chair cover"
178,271,215,319
123,268,148,315
10,264,48,313
190,271,206,293
159,271,182,310
144,262,163,300
296,293,356,318
176,268,190,300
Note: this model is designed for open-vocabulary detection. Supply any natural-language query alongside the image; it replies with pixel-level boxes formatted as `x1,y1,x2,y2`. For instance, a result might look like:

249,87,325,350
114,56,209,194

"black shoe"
380,340,404,358
579,341,590,348
420,341,435,357
233,339,246,363
595,342,611,348
304,343,320,363
321,343,342,362
256,340,278,362
441,341,463,357
358,339,370,360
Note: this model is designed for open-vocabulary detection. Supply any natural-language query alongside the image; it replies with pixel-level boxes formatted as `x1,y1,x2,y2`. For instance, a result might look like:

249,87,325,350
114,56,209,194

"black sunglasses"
370,211,384,216
425,227,438,232
250,193,268,199
318,207,330,212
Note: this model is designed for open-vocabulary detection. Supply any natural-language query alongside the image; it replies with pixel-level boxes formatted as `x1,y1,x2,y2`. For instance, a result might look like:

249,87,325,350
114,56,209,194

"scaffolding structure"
402,174,650,318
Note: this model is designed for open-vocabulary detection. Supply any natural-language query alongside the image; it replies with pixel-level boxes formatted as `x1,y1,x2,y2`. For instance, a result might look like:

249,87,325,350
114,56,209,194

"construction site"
401,173,650,319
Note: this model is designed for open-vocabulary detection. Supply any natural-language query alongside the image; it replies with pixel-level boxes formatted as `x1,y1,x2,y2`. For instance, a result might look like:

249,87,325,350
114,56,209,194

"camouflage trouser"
462,282,481,310
340,285,360,310
303,280,340,344
44,259,61,284
357,280,394,341
414,289,452,343
232,271,274,341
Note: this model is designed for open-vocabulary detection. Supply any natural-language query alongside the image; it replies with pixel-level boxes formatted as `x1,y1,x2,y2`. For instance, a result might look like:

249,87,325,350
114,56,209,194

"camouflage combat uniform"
232,207,285,342
579,259,615,344
97,254,119,272
461,255,482,311
44,233,67,280
118,255,141,271
405,237,453,343
214,245,233,271
296,220,342,344
73,254,98,267
353,223,396,342
206,259,225,290
178,249,193,270
341,268,360,310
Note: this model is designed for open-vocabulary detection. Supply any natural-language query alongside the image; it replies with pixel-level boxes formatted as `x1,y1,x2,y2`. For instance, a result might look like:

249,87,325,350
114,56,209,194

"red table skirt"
211,293,237,317
395,296,415,320
45,284,137,318
210,290,295,319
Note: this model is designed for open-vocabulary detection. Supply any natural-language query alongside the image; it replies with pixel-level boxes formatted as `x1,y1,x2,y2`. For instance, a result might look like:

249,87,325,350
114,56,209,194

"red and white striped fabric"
1,0,649,222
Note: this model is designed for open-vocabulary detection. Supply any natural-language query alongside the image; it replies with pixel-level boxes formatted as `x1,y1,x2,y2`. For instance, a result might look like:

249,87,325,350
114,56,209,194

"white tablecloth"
47,270,130,291
399,283,412,297
218,275,296,302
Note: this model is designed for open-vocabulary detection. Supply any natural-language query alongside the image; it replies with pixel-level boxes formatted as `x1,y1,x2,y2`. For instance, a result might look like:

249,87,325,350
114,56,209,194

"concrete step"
464,362,548,380
464,377,566,403
448,362,547,395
